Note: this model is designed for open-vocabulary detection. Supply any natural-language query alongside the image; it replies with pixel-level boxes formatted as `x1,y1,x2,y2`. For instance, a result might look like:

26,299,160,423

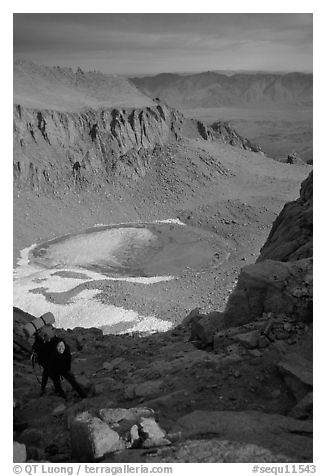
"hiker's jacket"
33,336,71,375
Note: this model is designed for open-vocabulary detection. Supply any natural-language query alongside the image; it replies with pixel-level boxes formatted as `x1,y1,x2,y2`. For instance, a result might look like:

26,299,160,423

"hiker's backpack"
23,312,55,338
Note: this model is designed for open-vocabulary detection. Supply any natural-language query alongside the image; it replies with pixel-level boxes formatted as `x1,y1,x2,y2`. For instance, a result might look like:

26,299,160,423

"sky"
14,13,313,76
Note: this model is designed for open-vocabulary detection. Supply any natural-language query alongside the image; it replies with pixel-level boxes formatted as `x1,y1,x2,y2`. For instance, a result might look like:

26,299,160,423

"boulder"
26,446,47,461
52,404,67,416
277,353,313,401
98,407,154,429
190,311,225,346
70,411,125,461
19,428,44,447
286,152,305,166
224,258,312,327
130,424,140,447
13,441,27,463
231,330,260,349
180,307,201,327
138,418,171,448
289,392,313,419
124,380,164,400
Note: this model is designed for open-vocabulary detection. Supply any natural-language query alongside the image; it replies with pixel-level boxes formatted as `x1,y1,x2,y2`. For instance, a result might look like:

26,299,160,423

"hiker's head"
37,325,56,343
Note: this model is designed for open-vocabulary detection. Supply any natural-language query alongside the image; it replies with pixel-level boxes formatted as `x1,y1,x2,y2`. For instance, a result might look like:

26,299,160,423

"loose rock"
70,411,125,461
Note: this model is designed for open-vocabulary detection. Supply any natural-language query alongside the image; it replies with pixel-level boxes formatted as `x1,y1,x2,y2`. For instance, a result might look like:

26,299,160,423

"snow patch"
153,218,186,225
13,220,183,334
13,285,171,334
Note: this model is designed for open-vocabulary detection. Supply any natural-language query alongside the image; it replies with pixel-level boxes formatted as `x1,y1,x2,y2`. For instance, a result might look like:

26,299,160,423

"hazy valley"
131,72,313,163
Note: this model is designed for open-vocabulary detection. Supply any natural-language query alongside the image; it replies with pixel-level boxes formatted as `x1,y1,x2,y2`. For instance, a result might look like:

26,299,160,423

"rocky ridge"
14,62,262,196
210,121,261,152
14,100,260,195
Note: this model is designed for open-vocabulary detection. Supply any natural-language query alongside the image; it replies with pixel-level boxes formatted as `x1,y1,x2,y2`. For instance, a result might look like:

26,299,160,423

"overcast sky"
13,13,313,75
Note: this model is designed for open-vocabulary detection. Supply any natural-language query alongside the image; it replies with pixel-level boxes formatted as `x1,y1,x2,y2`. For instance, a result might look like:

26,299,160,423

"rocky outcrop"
224,257,312,326
185,172,313,434
14,99,261,193
14,64,263,194
189,310,225,346
286,152,306,165
258,172,312,262
14,99,236,193
13,102,182,189
210,121,262,152
210,172,313,330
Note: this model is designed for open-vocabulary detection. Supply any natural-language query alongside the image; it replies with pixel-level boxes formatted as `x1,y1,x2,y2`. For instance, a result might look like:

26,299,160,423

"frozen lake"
13,220,221,334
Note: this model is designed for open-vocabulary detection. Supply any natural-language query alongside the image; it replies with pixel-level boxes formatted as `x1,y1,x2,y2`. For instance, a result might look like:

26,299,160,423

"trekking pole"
31,352,42,386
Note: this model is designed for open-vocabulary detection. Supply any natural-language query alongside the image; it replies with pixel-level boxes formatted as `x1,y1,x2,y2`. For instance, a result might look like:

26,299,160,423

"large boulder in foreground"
258,171,312,262
70,411,125,461
223,257,312,327
13,441,27,463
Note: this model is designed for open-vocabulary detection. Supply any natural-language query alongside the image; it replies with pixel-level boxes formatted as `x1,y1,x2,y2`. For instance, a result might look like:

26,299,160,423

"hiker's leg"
51,374,66,399
41,369,49,394
63,371,87,398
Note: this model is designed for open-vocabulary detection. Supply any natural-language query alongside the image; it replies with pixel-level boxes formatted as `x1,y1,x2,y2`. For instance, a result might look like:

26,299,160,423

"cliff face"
258,172,312,262
13,62,263,194
13,102,187,191
210,121,261,152
13,101,259,193
223,172,313,326
189,172,313,339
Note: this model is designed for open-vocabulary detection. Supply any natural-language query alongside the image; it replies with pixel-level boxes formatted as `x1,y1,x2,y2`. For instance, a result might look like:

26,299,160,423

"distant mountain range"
130,72,313,109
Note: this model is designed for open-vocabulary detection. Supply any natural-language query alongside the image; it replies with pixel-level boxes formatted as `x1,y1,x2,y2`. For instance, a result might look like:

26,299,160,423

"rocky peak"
210,121,262,152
